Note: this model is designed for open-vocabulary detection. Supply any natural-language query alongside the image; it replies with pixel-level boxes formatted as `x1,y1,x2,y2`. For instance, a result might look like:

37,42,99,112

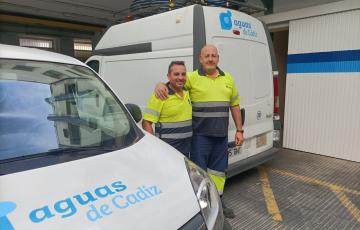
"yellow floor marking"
258,166,283,222
331,188,360,223
265,166,360,223
267,167,360,196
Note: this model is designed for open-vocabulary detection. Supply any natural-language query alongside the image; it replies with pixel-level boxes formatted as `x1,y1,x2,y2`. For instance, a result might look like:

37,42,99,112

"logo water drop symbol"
219,10,233,30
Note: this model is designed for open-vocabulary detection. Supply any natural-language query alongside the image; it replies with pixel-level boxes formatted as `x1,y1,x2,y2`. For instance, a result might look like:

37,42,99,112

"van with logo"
86,5,279,177
0,44,224,229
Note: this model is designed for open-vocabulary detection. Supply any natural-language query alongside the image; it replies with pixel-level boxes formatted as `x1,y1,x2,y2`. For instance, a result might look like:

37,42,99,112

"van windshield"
0,59,143,173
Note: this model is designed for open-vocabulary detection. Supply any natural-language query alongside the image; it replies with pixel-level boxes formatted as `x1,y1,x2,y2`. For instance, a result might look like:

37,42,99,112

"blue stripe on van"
287,50,360,73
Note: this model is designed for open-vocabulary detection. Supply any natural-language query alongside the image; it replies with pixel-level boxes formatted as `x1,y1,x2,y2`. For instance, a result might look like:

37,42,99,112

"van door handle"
241,108,245,125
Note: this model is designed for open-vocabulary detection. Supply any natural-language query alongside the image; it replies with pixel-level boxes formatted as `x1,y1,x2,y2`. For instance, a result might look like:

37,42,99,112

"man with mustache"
143,61,192,157
156,45,244,218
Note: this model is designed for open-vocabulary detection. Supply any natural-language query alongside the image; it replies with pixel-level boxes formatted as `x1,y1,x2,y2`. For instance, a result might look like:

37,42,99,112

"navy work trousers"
190,135,228,172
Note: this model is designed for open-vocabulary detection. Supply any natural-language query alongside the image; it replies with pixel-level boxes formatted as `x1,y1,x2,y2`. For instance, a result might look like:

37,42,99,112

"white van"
0,44,224,229
86,5,278,177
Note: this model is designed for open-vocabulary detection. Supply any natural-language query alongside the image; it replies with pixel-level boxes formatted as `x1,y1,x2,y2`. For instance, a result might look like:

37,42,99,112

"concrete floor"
223,148,360,230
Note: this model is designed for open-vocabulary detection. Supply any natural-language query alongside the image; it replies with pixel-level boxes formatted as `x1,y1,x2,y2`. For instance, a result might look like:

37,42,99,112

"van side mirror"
125,103,142,123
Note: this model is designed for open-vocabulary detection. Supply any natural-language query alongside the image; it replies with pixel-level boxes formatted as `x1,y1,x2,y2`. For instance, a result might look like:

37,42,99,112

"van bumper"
226,147,279,178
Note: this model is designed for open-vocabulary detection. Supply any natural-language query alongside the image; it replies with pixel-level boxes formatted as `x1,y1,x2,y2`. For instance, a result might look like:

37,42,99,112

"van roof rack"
115,1,267,23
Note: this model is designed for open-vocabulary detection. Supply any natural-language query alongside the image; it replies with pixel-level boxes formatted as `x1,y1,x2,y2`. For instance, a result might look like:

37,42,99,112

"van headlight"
185,159,224,230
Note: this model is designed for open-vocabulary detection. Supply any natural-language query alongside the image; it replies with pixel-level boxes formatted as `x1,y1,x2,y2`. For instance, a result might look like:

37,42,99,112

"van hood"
0,134,200,229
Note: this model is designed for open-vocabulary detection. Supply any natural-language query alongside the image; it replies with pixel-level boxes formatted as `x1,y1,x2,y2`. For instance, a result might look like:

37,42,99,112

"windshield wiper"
47,146,117,156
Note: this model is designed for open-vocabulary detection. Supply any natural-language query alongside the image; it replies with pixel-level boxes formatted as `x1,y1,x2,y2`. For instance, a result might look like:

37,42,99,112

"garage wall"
283,10,360,162
273,0,342,13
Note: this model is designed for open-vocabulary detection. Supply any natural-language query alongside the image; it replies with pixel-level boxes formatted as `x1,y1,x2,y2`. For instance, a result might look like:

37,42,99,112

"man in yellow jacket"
142,61,192,157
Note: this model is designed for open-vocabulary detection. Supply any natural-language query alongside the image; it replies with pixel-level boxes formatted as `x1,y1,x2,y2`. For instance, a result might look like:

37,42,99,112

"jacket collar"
198,66,225,77
166,82,175,95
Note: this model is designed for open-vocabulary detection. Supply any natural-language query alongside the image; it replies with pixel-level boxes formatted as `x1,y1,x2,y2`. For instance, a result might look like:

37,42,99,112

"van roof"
0,44,85,66
95,5,266,53
95,5,196,51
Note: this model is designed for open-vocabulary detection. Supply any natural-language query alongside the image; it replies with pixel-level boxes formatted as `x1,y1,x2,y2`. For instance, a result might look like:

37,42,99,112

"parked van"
0,44,224,229
86,5,279,177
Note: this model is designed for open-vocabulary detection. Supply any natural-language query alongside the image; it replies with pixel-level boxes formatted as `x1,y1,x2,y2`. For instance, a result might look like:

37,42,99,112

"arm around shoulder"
154,82,168,100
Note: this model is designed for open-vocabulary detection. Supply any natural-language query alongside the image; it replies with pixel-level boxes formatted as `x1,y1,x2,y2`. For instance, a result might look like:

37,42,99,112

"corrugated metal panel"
288,10,360,54
284,10,360,162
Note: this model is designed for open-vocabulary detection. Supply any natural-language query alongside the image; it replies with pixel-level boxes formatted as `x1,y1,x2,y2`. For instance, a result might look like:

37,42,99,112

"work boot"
221,197,235,219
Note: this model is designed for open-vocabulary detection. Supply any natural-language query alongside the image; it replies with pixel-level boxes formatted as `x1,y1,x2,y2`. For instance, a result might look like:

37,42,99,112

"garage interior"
1,0,359,229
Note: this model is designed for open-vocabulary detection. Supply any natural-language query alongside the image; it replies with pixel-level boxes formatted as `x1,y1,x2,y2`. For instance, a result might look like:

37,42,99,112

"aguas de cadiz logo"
0,201,17,230
219,10,257,37
0,180,162,229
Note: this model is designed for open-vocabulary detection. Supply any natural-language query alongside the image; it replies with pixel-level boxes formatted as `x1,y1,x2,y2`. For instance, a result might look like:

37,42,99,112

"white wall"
273,0,342,13
283,10,360,162
259,0,360,31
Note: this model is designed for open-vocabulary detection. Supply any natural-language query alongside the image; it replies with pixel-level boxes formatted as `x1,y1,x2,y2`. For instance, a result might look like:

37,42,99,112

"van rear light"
273,114,280,120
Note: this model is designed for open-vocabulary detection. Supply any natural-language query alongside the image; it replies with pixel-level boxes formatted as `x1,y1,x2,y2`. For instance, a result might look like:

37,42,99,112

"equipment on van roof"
117,0,267,23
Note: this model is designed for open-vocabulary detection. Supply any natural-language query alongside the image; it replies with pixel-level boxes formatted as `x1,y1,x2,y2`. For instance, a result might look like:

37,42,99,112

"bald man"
156,45,243,218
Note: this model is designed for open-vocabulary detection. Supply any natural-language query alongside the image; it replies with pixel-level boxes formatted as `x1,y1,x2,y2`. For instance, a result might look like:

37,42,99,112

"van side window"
87,60,99,73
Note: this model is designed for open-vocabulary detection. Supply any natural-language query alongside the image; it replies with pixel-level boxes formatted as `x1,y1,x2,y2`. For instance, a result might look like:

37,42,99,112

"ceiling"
0,0,134,26
0,0,267,27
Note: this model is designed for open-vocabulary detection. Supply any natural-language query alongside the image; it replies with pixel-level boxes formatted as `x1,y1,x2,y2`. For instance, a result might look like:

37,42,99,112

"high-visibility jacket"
143,84,192,154
185,67,240,137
